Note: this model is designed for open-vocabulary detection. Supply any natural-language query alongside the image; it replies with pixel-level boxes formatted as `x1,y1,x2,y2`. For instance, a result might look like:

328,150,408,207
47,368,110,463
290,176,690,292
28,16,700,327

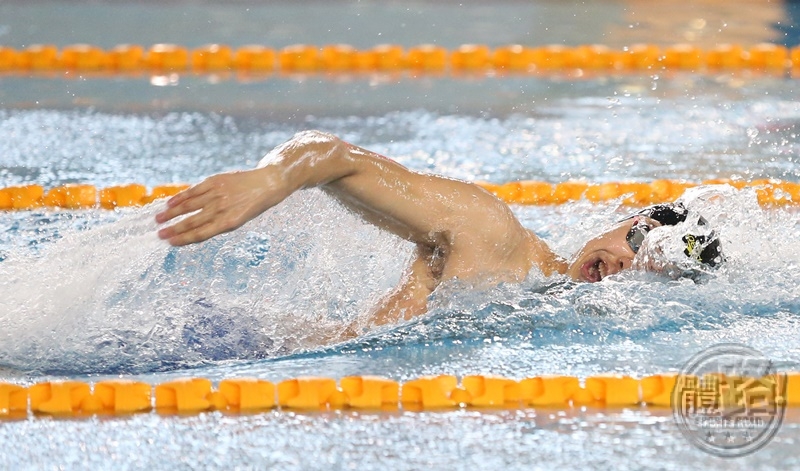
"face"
567,216,661,282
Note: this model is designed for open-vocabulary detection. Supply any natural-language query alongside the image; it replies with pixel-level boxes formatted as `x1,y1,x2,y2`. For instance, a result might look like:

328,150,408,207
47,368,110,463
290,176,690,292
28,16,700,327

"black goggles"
626,217,656,254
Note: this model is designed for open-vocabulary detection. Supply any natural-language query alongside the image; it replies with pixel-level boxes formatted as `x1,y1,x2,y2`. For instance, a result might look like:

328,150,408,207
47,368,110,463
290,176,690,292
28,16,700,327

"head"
567,202,723,283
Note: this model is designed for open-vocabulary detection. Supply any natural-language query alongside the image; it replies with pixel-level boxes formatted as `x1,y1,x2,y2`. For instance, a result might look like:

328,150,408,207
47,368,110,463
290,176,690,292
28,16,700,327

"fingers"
155,182,212,224
157,204,216,241
154,169,273,246
156,192,247,246
155,192,213,226
155,181,225,245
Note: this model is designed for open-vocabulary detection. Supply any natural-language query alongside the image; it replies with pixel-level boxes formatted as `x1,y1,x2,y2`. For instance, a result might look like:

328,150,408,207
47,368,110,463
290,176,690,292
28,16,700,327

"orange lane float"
706,44,746,69
94,380,153,414
367,44,406,71
233,45,276,71
108,44,145,71
191,44,233,71
279,44,319,72
458,375,522,407
530,44,573,69
0,384,28,416
99,184,148,209
155,378,213,413
401,375,458,409
407,44,448,71
748,43,790,70
142,184,190,204
782,373,800,406
2,180,800,211
450,44,491,70
16,44,60,70
320,44,359,71
277,377,340,409
624,43,662,70
492,45,535,72
42,184,97,209
219,379,277,411
662,44,703,70
572,44,616,69
29,381,93,415
0,42,798,76
0,372,794,419
146,44,189,71
340,376,400,409
0,46,19,71
0,183,192,210
520,375,579,406
60,44,108,70
583,375,641,406
0,185,45,210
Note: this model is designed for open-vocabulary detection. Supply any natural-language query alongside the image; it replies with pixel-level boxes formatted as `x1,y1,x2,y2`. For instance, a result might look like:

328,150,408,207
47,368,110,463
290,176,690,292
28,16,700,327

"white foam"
0,192,410,373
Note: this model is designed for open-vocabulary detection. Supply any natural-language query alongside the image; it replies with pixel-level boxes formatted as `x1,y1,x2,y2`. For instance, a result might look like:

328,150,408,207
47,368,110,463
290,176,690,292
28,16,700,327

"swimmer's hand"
154,130,564,292
155,130,346,246
155,168,289,246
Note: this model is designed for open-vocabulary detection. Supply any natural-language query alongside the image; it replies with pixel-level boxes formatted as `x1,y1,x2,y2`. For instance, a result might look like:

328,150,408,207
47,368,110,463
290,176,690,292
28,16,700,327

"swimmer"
155,131,721,327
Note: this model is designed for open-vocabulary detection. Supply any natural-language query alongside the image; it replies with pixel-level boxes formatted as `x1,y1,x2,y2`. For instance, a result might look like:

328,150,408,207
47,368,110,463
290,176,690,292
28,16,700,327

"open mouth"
581,258,604,283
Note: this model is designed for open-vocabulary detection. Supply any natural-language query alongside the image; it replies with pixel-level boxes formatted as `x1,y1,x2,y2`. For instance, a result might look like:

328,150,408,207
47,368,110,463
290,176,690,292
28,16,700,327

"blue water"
3,1,800,469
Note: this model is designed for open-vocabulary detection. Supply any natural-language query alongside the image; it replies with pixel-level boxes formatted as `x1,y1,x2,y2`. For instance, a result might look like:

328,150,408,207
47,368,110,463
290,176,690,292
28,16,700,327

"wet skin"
567,216,661,282
155,131,655,333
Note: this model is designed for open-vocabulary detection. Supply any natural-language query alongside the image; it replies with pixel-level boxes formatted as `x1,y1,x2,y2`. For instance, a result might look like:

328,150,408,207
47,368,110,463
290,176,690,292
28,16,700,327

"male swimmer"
156,131,722,327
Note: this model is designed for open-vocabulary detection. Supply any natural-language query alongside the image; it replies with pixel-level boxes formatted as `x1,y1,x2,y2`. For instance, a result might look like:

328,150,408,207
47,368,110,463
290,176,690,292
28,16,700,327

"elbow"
291,130,350,167
259,129,341,169
281,130,355,187
291,130,342,153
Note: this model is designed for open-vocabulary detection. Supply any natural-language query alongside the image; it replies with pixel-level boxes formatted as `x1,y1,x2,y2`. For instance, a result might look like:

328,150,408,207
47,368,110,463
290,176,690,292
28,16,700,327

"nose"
620,256,633,271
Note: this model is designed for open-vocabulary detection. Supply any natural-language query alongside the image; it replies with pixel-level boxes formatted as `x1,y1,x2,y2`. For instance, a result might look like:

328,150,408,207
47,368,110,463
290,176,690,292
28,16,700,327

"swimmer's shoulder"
524,229,569,278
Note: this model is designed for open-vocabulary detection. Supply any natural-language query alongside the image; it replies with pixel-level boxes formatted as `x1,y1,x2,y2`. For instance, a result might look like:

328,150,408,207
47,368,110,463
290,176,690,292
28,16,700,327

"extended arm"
157,131,518,250
156,131,566,325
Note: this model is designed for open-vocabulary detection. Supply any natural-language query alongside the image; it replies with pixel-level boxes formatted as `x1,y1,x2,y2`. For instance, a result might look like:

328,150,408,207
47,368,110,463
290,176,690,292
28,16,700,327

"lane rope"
0,373,793,417
0,43,798,76
1,179,799,211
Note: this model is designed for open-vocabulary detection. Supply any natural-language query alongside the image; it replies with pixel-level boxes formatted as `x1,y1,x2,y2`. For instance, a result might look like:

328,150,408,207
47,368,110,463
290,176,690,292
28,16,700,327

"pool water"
2,1,800,469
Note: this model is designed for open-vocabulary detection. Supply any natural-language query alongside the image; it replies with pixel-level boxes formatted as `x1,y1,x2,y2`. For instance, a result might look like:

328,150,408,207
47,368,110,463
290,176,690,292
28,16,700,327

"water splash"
2,179,799,377
3,99,800,377
0,191,409,374
308,187,800,373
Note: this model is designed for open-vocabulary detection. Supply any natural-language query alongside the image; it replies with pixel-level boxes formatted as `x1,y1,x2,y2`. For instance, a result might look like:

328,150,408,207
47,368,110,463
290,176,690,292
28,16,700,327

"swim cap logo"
682,234,702,262
672,344,786,458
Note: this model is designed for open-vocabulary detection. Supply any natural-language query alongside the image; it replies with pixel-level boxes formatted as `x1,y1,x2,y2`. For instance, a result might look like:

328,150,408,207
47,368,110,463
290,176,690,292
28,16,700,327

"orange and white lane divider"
0,373,795,418
0,42,798,76
1,179,799,211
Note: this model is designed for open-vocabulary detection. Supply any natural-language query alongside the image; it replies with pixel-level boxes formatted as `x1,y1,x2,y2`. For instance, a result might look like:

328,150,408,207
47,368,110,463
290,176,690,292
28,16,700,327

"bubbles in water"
0,191,409,374
333,185,800,376
3,101,800,376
